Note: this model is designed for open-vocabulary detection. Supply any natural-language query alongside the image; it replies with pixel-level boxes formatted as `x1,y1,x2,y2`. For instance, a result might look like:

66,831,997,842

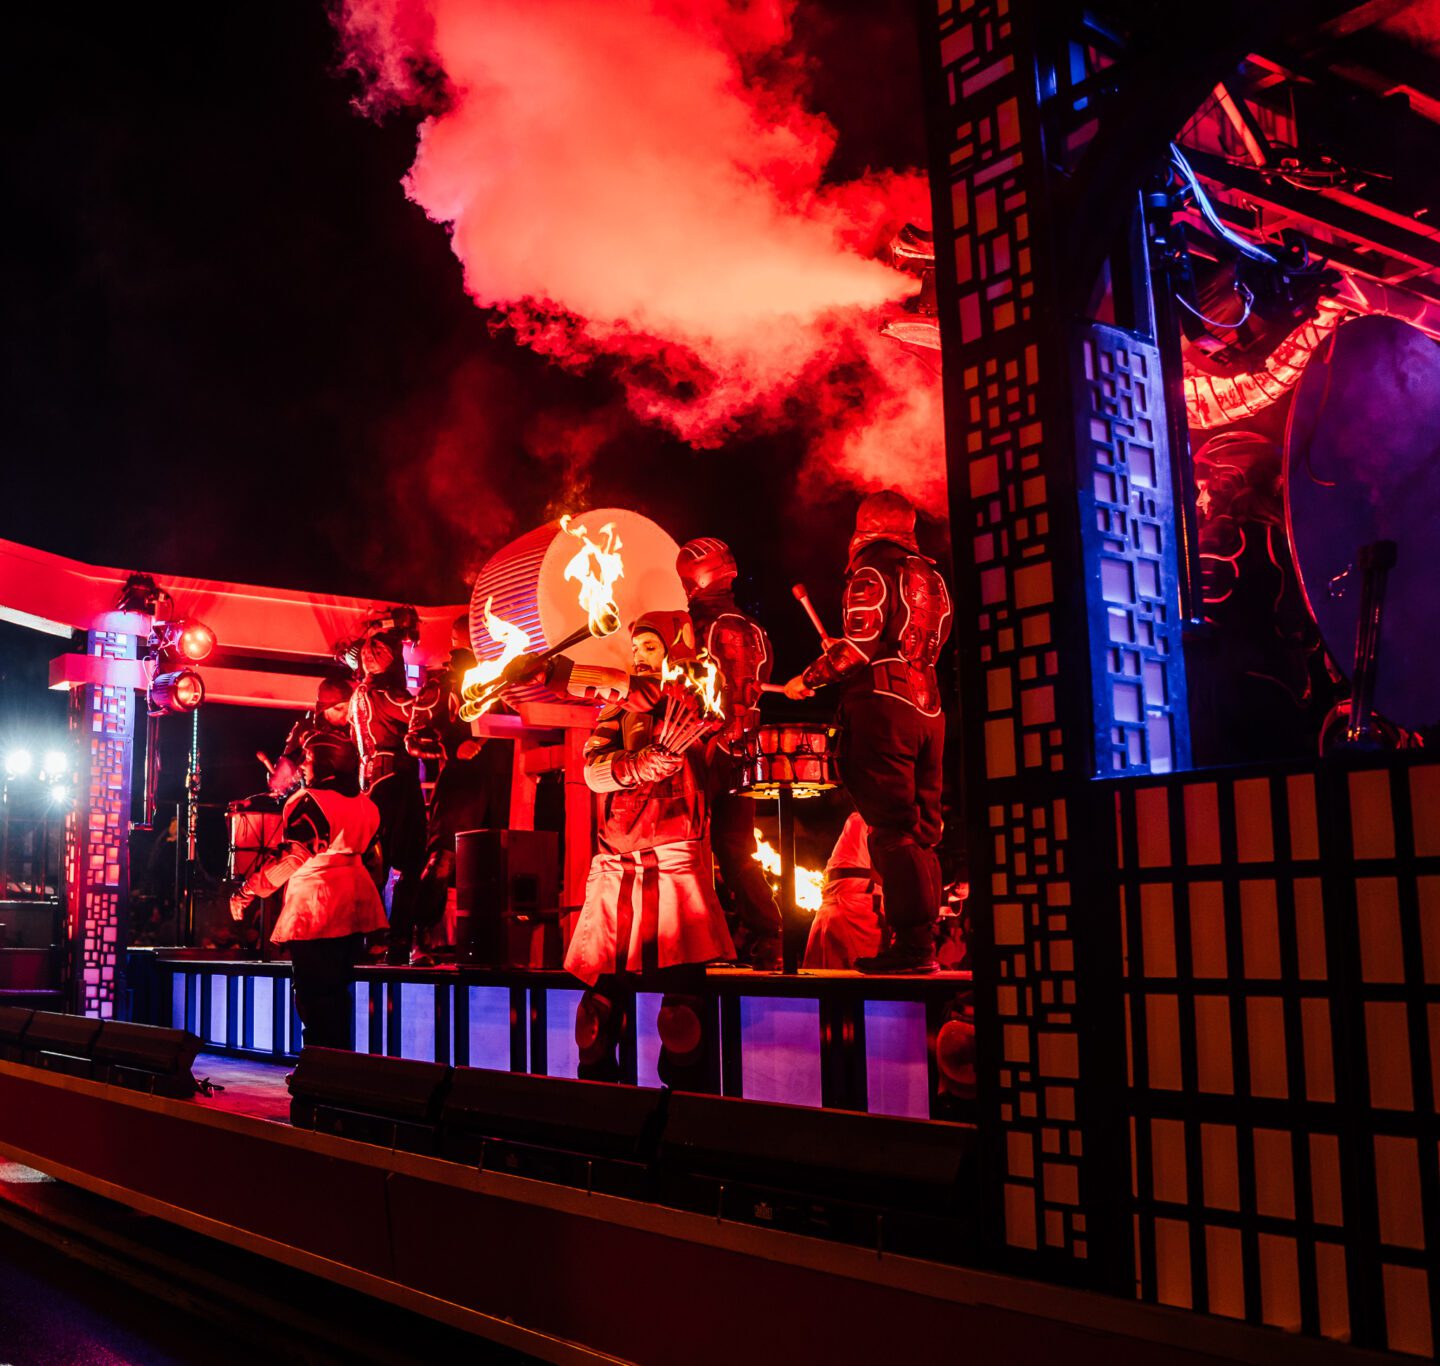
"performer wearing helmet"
675,537,782,970
784,490,952,973
268,676,356,799
229,739,387,1049
405,615,512,962
350,625,426,965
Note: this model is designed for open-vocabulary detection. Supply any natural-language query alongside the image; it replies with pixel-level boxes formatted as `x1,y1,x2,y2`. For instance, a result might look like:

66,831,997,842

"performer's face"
300,752,317,786
631,631,666,675
360,637,393,676
322,700,349,726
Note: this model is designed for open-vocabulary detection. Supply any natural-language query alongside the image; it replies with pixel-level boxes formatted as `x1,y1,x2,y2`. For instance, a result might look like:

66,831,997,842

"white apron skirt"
564,839,735,986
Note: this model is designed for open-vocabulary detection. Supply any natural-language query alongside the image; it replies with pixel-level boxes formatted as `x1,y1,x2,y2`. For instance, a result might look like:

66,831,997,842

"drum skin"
467,509,687,707
1285,315,1440,731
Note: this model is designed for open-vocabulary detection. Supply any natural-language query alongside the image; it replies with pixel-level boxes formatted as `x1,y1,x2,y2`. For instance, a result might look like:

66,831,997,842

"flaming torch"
560,515,624,637
459,597,536,721
660,648,726,720
458,514,629,720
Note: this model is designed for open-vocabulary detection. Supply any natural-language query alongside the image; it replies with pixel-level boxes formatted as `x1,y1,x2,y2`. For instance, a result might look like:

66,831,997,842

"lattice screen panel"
1073,324,1190,777
65,627,137,1018
1116,760,1440,1355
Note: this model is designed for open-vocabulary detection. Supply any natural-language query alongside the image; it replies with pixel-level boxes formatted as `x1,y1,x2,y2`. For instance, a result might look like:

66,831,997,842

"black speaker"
441,1068,667,1194
454,829,560,967
287,1047,452,1153
658,1093,977,1259
23,1010,103,1078
0,1006,32,1063
93,1021,202,1098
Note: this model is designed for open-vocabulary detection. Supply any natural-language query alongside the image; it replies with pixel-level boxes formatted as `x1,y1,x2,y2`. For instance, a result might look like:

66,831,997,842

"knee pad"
575,992,611,1058
656,995,704,1061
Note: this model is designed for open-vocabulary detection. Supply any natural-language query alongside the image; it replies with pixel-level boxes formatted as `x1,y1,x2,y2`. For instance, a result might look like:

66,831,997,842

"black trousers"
710,789,782,949
839,692,945,950
289,933,363,1050
368,768,426,955
576,966,717,1092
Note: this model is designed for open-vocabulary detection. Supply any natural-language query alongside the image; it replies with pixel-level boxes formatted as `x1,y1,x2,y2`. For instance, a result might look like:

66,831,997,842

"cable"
1175,283,1254,332
1170,143,1278,265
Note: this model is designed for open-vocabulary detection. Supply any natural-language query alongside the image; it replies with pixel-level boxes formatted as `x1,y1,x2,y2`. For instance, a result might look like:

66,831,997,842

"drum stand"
775,784,803,975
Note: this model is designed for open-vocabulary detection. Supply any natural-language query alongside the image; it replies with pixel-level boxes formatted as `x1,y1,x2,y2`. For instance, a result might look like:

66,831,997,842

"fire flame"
660,648,725,720
459,596,533,719
559,515,624,636
752,830,823,913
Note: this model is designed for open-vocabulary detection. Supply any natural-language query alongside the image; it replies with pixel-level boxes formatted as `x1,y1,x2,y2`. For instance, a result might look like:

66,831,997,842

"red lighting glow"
336,0,945,510
178,622,216,662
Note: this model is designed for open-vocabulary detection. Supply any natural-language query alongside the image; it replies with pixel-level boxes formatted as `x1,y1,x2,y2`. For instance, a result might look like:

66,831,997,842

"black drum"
737,724,840,798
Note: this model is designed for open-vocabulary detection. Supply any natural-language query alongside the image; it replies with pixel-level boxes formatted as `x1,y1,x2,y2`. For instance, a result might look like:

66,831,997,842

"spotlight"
147,620,215,664
42,750,69,778
49,784,70,807
148,670,205,715
5,750,32,779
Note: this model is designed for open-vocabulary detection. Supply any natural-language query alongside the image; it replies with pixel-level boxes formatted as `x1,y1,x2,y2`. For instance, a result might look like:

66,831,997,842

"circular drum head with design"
1284,314,1440,732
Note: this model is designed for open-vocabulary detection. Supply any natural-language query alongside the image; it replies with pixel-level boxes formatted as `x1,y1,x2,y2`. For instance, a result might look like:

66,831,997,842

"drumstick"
791,583,835,645
255,750,276,774
759,683,789,694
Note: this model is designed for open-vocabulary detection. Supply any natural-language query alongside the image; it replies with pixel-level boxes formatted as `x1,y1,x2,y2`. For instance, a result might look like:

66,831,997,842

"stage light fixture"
5,749,33,778
148,670,205,715
147,619,216,664
42,750,69,777
49,784,70,807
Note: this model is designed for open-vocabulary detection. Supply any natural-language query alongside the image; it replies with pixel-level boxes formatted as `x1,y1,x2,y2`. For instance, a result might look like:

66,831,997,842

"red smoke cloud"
338,0,943,509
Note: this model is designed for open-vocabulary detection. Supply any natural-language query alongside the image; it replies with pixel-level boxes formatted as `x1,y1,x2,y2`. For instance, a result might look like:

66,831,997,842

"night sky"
1,3,931,613
0,2,936,836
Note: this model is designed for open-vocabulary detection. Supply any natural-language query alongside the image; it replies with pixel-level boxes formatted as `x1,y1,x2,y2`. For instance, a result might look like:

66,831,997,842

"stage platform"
0,1051,1387,1365
128,950,976,1120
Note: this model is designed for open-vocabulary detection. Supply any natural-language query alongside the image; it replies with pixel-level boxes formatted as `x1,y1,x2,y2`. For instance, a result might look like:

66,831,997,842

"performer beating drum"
676,537,782,970
784,490,952,974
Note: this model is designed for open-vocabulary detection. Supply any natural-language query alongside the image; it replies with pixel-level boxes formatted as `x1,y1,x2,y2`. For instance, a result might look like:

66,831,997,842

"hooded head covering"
848,489,923,566
629,609,697,662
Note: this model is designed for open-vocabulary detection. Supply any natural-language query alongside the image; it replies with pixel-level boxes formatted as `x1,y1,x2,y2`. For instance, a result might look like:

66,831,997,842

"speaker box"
288,1047,452,1153
93,1021,202,1098
441,1068,666,1194
658,1093,977,1258
0,901,62,948
454,830,560,968
0,1006,33,1063
23,1010,103,1079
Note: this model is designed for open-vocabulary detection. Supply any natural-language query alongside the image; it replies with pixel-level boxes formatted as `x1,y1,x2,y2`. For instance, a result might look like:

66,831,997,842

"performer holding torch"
675,538,782,970
783,490,953,974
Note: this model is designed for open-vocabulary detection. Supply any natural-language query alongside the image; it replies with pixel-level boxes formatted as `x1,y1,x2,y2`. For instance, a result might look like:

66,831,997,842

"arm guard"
239,792,331,900
801,566,888,688
551,659,663,713
404,669,447,759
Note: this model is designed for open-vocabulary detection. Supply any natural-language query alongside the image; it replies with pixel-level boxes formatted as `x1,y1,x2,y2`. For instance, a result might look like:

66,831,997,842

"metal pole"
777,785,800,974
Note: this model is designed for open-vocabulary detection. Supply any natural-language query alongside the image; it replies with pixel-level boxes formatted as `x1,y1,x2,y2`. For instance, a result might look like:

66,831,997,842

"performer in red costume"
785,490,953,973
675,537,782,969
269,677,355,798
803,811,886,969
349,625,426,964
229,740,387,1049
518,611,733,1085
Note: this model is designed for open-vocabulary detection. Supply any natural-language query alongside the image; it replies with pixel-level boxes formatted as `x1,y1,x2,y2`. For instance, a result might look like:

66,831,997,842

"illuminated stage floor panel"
133,952,975,1121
